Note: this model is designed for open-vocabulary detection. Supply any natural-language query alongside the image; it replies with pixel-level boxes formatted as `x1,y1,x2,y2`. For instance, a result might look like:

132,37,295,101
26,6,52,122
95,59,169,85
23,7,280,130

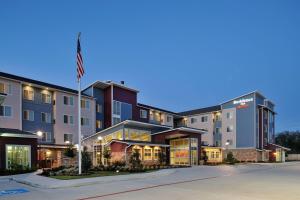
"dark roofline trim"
178,105,221,116
0,71,92,98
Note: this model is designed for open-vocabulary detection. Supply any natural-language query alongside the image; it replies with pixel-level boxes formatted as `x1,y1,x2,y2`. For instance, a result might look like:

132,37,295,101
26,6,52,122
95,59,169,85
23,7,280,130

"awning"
0,128,38,138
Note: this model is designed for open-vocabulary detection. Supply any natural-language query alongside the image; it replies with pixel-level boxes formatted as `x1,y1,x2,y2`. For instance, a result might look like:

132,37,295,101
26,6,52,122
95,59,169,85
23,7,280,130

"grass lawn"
49,171,151,180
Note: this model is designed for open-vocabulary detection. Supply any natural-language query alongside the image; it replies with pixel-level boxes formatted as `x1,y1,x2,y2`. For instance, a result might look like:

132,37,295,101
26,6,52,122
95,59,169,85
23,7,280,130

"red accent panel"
110,142,127,152
104,86,112,128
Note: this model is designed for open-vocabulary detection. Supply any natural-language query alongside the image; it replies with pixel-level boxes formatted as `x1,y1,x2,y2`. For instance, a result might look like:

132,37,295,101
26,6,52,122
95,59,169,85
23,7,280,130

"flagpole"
78,32,82,175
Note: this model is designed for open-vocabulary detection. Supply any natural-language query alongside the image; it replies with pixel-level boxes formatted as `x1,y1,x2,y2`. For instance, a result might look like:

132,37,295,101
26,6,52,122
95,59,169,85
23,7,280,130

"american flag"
77,34,84,80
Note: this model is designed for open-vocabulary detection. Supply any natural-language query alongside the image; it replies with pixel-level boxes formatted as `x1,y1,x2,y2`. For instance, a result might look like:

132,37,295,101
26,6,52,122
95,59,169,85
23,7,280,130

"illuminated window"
154,148,161,160
64,133,73,143
96,120,102,129
96,104,102,113
41,93,51,104
0,82,12,94
23,88,34,100
144,148,152,160
6,145,31,169
81,99,90,109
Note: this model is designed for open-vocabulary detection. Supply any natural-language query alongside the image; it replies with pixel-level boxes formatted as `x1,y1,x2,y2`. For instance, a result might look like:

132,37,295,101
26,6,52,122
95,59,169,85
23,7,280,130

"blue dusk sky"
0,1,299,132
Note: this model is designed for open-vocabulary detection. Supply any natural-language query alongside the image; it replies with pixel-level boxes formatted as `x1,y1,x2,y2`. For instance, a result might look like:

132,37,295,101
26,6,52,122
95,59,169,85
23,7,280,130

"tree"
224,151,237,164
276,131,300,153
129,149,142,171
81,146,92,173
63,145,75,167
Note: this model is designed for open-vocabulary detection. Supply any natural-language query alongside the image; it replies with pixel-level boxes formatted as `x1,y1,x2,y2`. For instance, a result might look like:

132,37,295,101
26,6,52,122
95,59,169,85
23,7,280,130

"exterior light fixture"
36,131,43,137
225,142,230,146
97,136,103,141
65,141,70,144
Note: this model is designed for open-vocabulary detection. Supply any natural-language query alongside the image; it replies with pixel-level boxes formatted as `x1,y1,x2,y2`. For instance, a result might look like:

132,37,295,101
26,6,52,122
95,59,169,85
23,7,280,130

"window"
201,116,208,122
0,82,12,94
191,118,197,124
226,112,233,119
215,113,221,121
6,145,31,169
63,96,74,106
81,99,90,109
41,112,51,123
227,125,234,132
96,104,102,113
40,132,52,142
167,115,172,122
0,106,12,117
41,93,51,104
216,152,220,159
144,148,152,160
64,133,73,144
112,117,121,125
215,127,221,134
63,115,74,124
23,88,34,100
96,120,102,129
113,100,121,115
154,148,161,160
81,117,90,126
211,152,215,158
140,109,148,119
23,110,34,121
124,128,151,142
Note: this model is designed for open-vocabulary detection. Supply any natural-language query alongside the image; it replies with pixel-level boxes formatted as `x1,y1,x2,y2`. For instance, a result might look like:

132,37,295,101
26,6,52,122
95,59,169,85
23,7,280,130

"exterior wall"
223,148,262,162
93,88,105,132
222,93,256,148
22,86,54,143
110,142,127,162
0,137,37,169
137,106,150,123
186,113,214,146
221,108,236,148
0,78,22,130
53,91,95,145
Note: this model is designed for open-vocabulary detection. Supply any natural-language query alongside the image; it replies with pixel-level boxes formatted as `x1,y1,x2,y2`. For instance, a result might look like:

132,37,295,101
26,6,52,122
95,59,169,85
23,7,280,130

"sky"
0,1,299,132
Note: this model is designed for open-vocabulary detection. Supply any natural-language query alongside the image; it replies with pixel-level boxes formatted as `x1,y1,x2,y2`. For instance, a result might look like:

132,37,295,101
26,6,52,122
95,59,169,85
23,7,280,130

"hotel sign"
233,98,253,109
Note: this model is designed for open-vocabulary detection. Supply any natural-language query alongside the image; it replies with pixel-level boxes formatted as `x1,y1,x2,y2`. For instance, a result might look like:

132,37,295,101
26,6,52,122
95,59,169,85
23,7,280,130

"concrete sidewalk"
10,169,176,189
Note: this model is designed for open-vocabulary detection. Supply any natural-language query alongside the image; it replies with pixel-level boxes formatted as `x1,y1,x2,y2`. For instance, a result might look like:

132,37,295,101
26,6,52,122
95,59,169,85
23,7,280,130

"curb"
13,169,176,189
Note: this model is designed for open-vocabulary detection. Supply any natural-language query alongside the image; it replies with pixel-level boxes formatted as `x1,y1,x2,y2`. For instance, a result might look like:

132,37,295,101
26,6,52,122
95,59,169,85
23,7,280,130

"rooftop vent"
120,81,125,85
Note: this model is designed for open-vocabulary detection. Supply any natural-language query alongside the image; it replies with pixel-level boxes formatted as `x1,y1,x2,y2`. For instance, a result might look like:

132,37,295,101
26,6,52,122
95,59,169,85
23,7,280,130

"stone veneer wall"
223,149,264,162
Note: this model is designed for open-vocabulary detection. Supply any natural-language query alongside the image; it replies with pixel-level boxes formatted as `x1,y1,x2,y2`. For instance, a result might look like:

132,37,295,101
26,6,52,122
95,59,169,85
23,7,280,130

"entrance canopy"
0,128,38,138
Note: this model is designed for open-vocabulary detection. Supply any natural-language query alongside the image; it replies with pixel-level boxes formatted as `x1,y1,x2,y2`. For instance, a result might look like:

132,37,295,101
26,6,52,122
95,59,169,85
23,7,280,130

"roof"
137,103,179,115
83,120,171,141
83,80,139,93
0,71,92,98
107,139,170,147
268,143,291,151
0,128,38,138
151,127,207,136
178,105,221,116
0,92,7,96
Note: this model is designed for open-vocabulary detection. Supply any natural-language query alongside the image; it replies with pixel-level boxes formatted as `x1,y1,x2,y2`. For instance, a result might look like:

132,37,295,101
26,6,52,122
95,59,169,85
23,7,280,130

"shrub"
224,151,238,164
129,149,143,172
64,145,75,158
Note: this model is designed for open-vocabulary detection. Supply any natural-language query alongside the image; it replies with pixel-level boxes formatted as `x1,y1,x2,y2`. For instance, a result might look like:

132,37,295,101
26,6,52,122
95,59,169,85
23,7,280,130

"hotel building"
0,71,288,169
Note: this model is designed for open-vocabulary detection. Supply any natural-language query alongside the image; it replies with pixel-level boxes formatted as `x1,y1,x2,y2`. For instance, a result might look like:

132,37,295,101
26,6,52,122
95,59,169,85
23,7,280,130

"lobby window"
96,120,102,129
42,92,52,104
226,112,233,119
64,115,74,124
41,112,51,123
23,110,34,121
81,99,90,109
144,147,152,160
227,125,234,132
154,148,161,160
191,118,197,124
0,82,12,94
167,115,172,123
211,152,215,158
0,105,12,117
64,133,73,144
96,104,102,113
40,132,52,142
140,109,148,119
6,145,31,169
81,117,90,126
63,96,74,106
201,116,208,122
23,87,34,101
